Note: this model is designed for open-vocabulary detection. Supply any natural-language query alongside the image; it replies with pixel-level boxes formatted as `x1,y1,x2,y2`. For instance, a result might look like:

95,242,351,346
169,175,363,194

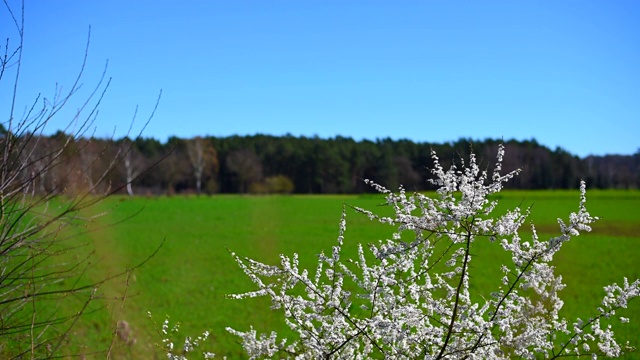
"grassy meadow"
48,190,640,358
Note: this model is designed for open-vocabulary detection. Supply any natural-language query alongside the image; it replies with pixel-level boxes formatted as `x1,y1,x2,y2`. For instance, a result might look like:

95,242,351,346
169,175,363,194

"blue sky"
2,1,639,157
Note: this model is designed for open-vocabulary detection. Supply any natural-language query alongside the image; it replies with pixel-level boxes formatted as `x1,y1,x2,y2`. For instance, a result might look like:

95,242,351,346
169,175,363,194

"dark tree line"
3,126,638,195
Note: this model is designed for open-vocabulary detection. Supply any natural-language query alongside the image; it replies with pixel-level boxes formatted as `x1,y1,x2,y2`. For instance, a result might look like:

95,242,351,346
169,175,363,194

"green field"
44,190,640,358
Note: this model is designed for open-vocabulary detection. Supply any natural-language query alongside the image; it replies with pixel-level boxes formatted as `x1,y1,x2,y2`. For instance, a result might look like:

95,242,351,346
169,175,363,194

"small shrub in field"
226,145,639,359
265,175,295,194
148,312,215,360
248,175,295,194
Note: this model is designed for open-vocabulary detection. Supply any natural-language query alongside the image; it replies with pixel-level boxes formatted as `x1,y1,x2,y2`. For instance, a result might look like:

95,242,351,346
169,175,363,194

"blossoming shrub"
149,312,215,360
228,145,639,359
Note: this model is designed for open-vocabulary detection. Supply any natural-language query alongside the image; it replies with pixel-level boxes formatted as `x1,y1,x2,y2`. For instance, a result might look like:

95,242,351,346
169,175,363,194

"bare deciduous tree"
0,1,161,357
226,149,263,194
121,137,147,196
187,136,218,195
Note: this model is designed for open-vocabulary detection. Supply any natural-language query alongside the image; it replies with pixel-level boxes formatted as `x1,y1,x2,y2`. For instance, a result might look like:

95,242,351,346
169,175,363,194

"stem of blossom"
332,300,385,355
436,225,473,359
550,310,616,359
326,328,366,357
287,265,386,356
465,252,538,358
407,234,454,283
370,273,383,319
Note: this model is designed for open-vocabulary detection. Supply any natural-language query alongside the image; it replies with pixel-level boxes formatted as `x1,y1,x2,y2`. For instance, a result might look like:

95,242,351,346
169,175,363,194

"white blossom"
226,145,638,359
148,312,216,359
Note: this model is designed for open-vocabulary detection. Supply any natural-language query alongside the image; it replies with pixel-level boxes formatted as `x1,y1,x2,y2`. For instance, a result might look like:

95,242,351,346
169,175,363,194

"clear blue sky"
2,1,639,157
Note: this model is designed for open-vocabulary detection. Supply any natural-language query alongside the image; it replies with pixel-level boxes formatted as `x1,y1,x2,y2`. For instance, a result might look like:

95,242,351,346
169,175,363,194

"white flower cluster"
148,312,216,359
228,145,639,359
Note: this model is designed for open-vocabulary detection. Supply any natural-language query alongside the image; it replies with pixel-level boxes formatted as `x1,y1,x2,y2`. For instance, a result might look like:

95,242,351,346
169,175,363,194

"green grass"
43,190,640,358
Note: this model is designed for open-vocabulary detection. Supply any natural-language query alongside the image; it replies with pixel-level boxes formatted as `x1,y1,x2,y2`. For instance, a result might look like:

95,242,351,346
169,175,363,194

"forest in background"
3,127,639,195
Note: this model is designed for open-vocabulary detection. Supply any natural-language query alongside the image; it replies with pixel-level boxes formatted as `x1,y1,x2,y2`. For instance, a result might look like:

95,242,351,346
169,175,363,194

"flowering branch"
228,144,639,359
